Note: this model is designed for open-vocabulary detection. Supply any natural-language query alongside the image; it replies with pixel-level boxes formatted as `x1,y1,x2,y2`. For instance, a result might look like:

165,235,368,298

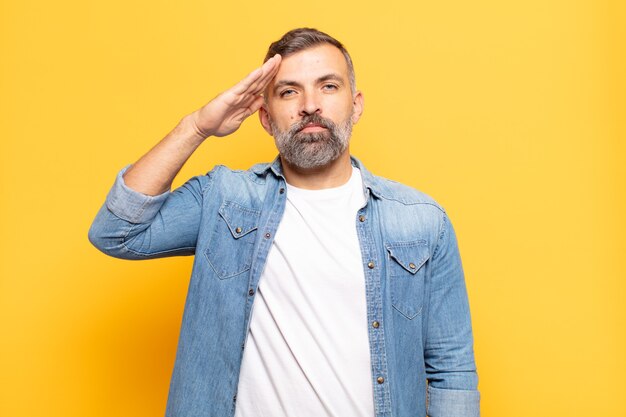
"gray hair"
264,28,356,94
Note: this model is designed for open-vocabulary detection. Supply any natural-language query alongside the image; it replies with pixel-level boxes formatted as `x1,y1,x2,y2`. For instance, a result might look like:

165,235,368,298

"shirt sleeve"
105,165,171,224
424,212,480,416
427,385,480,417
88,165,213,259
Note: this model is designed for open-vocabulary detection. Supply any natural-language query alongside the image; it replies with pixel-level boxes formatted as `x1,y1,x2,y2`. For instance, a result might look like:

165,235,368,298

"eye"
322,84,338,91
279,89,296,98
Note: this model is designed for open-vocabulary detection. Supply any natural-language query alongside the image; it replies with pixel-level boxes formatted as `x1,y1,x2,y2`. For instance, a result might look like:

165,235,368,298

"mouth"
298,123,328,133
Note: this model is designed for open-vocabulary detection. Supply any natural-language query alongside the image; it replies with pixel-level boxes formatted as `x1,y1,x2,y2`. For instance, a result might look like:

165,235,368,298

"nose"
299,91,321,116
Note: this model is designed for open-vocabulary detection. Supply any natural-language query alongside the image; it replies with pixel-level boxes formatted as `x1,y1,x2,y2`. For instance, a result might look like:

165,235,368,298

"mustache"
290,114,335,134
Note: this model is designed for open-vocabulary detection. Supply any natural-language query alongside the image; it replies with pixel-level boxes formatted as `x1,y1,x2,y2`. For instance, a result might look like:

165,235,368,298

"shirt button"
367,261,375,269
265,232,271,239
235,227,242,234
248,288,255,296
279,188,285,194
359,215,366,222
372,321,380,328
377,376,385,384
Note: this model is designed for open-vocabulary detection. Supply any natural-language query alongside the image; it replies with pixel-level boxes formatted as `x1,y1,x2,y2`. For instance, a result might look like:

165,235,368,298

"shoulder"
367,173,445,214
204,162,272,187
365,172,452,253
352,156,445,213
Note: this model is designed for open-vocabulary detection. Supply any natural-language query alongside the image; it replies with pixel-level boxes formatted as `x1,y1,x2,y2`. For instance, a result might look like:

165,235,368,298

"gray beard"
271,114,353,170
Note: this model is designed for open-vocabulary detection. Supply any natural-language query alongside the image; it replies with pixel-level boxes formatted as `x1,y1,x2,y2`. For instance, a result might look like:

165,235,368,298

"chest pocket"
386,240,430,319
205,201,260,280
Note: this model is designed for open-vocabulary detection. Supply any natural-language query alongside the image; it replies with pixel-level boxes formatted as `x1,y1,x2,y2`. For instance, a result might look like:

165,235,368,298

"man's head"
259,28,364,171
264,28,356,94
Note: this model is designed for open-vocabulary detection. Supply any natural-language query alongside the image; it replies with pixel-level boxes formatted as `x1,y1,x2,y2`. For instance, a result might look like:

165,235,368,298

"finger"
259,54,281,76
263,54,282,75
236,95,265,123
231,66,264,96
245,55,282,95
259,54,282,84
231,55,281,96
251,56,282,95
236,91,263,109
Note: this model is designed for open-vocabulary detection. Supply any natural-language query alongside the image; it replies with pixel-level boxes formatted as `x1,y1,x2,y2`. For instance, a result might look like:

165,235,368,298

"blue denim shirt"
88,156,479,417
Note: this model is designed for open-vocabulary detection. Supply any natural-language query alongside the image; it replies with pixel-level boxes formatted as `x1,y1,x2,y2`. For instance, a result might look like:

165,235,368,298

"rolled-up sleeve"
88,165,212,260
105,165,170,224
427,385,480,417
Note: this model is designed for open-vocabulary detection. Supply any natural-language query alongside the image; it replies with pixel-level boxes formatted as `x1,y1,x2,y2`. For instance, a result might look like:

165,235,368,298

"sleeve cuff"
427,385,480,417
105,165,170,224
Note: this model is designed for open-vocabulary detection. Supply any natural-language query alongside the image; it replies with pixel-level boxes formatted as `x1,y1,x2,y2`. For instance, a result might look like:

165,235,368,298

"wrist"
181,113,212,143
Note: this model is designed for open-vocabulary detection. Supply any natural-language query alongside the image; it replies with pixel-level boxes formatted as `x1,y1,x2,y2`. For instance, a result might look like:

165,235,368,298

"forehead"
271,43,350,85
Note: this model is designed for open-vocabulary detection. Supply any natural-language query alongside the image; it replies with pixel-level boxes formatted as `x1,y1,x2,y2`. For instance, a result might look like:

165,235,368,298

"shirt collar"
250,155,384,199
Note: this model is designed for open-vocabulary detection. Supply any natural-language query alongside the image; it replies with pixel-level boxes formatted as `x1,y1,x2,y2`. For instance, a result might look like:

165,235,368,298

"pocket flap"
386,240,430,274
218,201,260,239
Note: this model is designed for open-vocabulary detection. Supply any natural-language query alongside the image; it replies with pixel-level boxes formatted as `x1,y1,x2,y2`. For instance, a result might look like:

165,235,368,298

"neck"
281,150,353,190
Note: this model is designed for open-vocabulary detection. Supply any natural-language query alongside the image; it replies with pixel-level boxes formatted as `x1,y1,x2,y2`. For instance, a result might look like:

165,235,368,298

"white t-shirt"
234,167,374,417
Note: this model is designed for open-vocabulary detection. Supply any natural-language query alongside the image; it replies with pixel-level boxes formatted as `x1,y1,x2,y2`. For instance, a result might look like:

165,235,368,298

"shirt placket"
356,194,392,417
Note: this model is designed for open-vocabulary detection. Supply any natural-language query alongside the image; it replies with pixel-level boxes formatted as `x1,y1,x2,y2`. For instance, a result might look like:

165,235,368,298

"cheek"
269,104,297,126
328,97,354,117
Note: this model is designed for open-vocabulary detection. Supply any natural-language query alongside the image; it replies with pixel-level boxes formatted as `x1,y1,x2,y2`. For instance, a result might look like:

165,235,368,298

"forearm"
123,113,207,196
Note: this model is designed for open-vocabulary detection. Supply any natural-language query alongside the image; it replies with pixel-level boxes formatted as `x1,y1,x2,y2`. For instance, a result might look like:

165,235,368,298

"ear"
258,105,273,136
351,90,364,124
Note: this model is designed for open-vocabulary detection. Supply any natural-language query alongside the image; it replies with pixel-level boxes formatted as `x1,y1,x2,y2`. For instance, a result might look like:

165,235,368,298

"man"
89,28,479,417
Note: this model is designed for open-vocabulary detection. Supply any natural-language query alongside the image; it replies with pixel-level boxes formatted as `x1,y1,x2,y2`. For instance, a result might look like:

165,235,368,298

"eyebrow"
273,73,345,94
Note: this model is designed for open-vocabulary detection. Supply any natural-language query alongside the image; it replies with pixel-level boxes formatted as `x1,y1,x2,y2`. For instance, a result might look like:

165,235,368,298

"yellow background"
1,0,625,416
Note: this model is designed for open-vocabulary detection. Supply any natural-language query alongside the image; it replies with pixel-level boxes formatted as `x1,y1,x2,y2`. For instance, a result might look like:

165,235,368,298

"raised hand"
119,55,282,196
191,54,282,139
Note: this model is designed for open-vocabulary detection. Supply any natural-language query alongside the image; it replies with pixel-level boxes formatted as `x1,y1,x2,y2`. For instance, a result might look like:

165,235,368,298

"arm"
425,213,480,417
88,55,282,258
87,167,211,259
123,54,282,196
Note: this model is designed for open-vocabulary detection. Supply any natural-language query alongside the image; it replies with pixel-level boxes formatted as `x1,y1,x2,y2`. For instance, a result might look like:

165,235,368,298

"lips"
299,123,327,132
289,114,334,136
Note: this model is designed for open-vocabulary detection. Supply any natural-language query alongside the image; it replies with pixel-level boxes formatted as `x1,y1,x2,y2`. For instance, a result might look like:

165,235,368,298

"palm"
193,55,281,138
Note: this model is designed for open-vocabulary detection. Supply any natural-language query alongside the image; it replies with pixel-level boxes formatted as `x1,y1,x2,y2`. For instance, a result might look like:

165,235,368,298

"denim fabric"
89,156,479,417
